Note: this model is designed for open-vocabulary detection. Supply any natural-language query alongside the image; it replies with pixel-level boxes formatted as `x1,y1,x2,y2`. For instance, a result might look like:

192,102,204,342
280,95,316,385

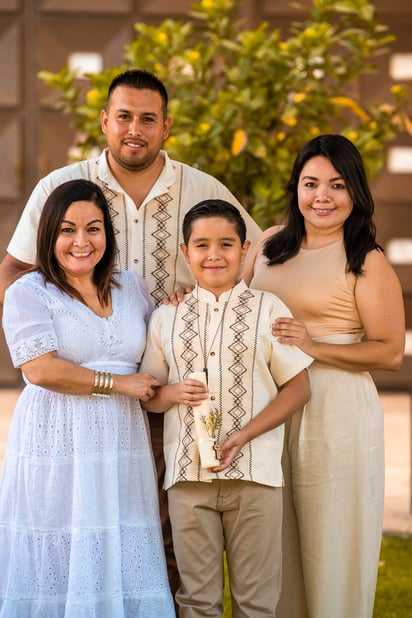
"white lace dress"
0,270,174,617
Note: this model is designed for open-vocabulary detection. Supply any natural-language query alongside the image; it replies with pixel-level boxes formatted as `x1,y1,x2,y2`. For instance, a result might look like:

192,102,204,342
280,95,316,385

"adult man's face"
101,86,171,173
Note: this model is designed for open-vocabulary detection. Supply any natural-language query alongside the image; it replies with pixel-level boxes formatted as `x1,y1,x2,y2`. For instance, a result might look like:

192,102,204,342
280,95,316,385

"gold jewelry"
92,370,113,398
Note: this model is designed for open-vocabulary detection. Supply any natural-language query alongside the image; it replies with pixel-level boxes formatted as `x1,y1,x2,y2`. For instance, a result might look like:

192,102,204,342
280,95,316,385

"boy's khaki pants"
168,479,282,618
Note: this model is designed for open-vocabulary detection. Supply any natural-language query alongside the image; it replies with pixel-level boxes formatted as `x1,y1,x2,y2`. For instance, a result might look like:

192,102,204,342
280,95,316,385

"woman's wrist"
91,369,114,398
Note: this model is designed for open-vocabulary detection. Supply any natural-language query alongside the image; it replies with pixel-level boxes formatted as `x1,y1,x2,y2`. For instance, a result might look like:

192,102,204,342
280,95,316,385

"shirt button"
134,219,138,223
214,307,219,312
210,395,216,401
134,259,138,263
210,351,215,356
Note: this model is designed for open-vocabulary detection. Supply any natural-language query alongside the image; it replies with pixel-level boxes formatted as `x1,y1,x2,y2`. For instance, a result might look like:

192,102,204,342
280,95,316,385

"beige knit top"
249,239,364,339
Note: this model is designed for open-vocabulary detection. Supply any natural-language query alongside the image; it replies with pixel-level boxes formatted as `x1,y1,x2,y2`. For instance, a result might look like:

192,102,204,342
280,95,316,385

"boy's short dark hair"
183,199,247,245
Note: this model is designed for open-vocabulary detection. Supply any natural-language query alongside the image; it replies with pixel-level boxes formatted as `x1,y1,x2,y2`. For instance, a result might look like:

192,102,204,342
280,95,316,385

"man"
0,69,262,601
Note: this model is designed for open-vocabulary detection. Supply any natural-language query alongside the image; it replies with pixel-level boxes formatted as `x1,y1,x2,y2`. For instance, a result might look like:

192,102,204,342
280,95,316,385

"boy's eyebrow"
191,235,237,242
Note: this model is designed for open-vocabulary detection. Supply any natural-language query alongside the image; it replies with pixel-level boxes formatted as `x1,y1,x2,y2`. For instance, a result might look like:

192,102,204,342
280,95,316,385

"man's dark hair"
107,69,168,117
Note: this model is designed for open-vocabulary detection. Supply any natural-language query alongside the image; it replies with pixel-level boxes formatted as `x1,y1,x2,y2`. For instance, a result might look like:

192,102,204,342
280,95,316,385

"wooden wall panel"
0,19,20,105
38,0,132,13
0,117,21,200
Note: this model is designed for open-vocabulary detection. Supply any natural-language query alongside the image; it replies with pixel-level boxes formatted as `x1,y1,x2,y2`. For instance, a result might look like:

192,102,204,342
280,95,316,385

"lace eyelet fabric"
0,271,174,616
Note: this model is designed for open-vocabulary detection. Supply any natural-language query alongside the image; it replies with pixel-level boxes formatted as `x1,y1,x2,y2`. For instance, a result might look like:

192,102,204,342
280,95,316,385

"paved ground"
1,388,411,533
380,391,412,534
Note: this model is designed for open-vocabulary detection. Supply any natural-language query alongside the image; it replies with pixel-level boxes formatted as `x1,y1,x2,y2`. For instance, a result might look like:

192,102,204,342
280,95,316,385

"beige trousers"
276,346,385,618
168,480,282,617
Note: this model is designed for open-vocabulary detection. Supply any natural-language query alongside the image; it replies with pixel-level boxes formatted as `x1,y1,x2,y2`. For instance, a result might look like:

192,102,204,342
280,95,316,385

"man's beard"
112,146,158,172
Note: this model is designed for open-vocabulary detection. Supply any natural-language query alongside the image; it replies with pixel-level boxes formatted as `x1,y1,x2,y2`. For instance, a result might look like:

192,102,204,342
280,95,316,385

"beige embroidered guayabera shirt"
7,150,261,306
140,281,313,490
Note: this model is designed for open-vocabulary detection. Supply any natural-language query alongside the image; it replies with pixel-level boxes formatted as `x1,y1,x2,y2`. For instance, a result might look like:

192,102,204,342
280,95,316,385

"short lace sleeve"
125,270,154,321
2,274,58,367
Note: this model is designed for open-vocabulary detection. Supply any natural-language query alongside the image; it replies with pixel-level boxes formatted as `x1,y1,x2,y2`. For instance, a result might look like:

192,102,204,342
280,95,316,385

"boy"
140,199,312,617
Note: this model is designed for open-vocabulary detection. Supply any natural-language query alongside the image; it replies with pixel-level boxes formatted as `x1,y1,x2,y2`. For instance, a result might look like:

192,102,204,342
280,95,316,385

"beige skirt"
277,334,384,618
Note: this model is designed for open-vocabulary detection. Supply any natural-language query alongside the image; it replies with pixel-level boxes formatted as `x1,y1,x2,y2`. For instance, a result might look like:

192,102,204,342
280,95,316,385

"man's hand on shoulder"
0,254,32,304
161,287,193,307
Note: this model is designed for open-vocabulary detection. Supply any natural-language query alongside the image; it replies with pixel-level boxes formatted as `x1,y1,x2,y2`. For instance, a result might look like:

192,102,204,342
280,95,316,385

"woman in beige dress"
241,134,405,618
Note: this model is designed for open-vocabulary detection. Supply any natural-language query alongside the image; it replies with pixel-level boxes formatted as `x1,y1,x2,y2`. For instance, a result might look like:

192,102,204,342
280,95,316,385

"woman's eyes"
60,226,102,234
304,182,346,190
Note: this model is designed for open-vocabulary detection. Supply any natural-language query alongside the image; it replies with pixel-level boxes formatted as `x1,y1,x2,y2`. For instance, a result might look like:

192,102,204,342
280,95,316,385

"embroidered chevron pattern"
95,179,127,266
175,296,200,480
98,181,120,236
150,194,173,305
225,290,254,479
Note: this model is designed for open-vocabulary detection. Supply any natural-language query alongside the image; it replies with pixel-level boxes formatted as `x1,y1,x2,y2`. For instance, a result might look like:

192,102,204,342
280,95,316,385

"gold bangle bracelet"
108,373,114,394
93,370,100,390
92,370,113,398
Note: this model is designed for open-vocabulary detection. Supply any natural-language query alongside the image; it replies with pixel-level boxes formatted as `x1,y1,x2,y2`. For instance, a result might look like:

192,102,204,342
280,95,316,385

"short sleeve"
119,270,154,323
139,308,170,382
6,179,49,265
266,294,313,386
131,272,154,322
2,277,58,367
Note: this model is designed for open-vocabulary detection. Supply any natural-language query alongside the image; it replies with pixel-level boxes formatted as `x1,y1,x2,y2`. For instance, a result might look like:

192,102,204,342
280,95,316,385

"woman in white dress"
0,179,175,617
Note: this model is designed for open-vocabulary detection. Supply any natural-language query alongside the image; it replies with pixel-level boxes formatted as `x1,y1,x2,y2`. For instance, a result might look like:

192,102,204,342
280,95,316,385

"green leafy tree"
39,0,411,228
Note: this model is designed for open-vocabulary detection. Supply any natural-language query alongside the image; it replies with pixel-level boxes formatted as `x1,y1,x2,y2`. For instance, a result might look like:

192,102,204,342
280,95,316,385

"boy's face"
180,216,250,298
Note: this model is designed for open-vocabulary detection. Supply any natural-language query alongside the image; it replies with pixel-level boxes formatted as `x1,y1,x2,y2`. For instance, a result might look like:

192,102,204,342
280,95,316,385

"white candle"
189,371,219,468
189,371,211,439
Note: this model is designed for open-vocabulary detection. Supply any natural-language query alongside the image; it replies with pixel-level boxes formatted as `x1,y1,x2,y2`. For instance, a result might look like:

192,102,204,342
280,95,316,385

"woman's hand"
142,377,208,413
272,317,315,356
114,372,164,401
20,353,164,401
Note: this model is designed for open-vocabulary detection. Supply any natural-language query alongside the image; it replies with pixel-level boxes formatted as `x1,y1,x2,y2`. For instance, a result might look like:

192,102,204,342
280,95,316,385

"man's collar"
97,148,176,195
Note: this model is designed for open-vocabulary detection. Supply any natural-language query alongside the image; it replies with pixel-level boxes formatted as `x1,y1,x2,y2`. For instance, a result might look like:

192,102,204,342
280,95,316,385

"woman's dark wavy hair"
264,134,382,275
35,179,119,305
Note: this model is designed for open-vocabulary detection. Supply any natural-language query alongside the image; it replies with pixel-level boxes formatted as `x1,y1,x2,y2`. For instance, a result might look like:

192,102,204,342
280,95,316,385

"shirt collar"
97,149,176,202
193,280,248,303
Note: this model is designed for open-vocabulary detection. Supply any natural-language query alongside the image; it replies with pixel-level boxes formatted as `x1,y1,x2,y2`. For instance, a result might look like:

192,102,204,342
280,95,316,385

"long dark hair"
264,134,382,274
35,179,119,304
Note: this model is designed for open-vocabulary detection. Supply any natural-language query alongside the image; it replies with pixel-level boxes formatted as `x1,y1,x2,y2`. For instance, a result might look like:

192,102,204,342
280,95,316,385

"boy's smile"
180,216,250,299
